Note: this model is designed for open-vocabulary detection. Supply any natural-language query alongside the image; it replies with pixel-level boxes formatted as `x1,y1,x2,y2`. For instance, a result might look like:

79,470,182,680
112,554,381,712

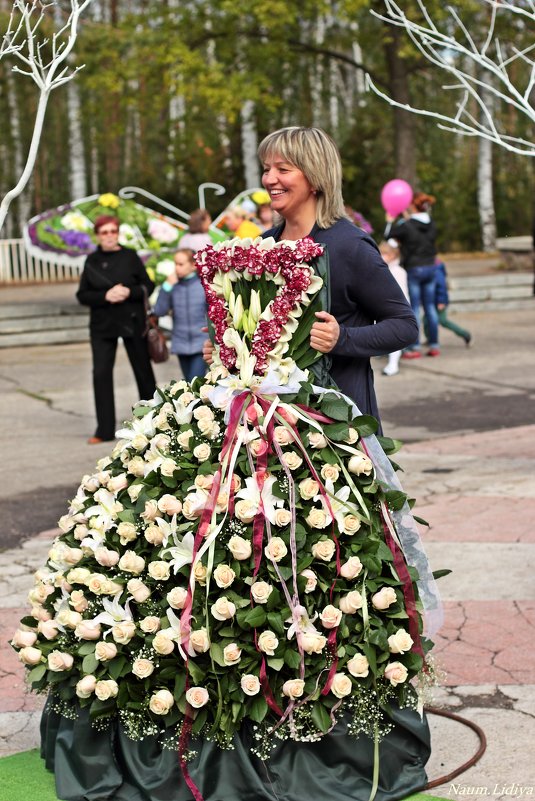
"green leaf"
413,515,429,527
82,654,99,674
77,642,97,656
384,490,408,511
191,708,208,734
266,657,284,671
432,568,452,580
210,642,227,667
283,648,302,670
267,611,285,635
108,656,127,681
320,394,352,422
311,701,332,733
376,436,403,455
188,660,205,684
324,421,350,441
353,415,379,437
243,606,267,628
27,663,47,684
248,695,269,723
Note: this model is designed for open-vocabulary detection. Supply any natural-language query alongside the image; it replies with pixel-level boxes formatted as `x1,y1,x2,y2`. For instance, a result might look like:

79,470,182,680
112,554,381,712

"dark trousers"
91,335,156,440
177,353,207,383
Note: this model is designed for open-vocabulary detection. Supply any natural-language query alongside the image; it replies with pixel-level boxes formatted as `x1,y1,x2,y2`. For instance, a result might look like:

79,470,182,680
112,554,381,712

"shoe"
427,348,440,357
382,364,399,376
87,436,112,444
401,350,422,360
464,334,472,347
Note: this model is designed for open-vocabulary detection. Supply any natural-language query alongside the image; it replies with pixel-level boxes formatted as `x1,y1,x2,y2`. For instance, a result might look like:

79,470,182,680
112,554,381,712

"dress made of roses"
13,237,439,801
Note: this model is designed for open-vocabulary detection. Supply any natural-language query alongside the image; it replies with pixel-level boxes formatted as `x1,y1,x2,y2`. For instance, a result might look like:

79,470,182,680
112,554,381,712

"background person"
385,191,440,358
224,205,262,239
424,259,472,347
76,215,156,444
152,247,207,382
179,207,213,252
379,238,410,375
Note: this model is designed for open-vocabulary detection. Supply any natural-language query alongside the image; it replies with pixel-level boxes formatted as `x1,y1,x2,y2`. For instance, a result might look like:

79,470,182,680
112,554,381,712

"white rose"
56,609,82,629
241,674,261,696
213,564,236,589
18,646,42,665
344,427,359,445
141,499,159,522
234,499,257,524
37,620,60,640
251,581,273,604
190,628,210,653
223,643,242,665
194,474,214,490
127,457,146,477
185,686,209,708
69,589,88,613
95,679,119,700
117,522,138,545
339,590,363,614
308,432,328,449
127,578,151,603
300,631,327,654
372,587,397,611
127,484,143,502
384,661,409,686
257,631,279,656
177,429,194,449
118,551,145,575
388,629,414,654
153,630,175,655
331,672,352,698
166,586,188,609
281,451,303,471
312,539,336,561
140,616,161,634
66,567,91,584
273,508,292,527
320,463,341,482
160,458,177,478
282,678,305,699
227,535,252,561
300,569,318,593
76,674,97,698
144,524,165,546
149,688,175,715
193,562,207,586
48,651,74,672
132,658,155,679
273,426,295,445
131,433,149,451
11,630,37,648
299,478,320,500
95,641,118,661
107,473,128,493
342,515,362,536
94,547,120,567
347,653,369,678
340,556,363,580
211,596,236,621
306,508,330,529
148,561,171,581
264,537,287,562
157,494,183,515
74,621,102,640
194,405,215,421
348,453,373,476
320,605,343,629
112,621,136,644
193,443,211,462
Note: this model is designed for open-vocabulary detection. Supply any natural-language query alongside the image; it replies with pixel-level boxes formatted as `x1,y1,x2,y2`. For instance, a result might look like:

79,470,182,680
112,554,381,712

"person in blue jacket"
152,248,207,382
424,260,472,346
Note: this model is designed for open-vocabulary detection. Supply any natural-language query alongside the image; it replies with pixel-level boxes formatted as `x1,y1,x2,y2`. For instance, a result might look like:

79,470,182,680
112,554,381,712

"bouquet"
12,237,436,760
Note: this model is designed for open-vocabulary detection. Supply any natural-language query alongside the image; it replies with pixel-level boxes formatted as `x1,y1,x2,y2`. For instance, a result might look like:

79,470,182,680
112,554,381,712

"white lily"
233,295,244,330
286,605,319,640
152,514,178,549
171,397,200,426
85,488,123,533
166,607,195,657
162,529,195,574
249,289,262,323
235,474,282,524
115,411,156,451
92,594,133,627
315,479,359,533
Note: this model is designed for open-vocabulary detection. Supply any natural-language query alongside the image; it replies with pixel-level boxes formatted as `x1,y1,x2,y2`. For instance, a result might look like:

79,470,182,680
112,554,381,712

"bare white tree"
0,0,94,231
366,0,535,157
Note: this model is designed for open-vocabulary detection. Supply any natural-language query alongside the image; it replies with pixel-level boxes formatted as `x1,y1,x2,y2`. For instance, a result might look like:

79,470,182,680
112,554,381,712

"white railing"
0,239,82,283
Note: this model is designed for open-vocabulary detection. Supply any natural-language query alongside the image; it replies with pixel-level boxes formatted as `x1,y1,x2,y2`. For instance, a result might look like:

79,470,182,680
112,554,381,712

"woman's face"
96,224,120,251
261,154,316,221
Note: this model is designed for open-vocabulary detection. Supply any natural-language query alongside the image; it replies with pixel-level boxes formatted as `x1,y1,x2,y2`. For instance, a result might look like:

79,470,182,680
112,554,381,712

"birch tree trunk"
5,70,32,234
477,81,497,251
240,100,260,188
67,80,87,198
382,25,416,184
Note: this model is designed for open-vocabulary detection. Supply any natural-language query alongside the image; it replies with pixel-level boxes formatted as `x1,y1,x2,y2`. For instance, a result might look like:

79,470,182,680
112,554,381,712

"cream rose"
177,429,194,449
95,679,119,700
112,621,136,644
344,427,359,445
167,586,188,609
257,631,279,656
312,539,336,561
149,688,175,715
264,537,287,562
223,643,242,665
160,458,178,478
18,646,42,665
299,478,320,500
300,569,318,593
282,678,305,699
76,675,97,698
37,620,60,640
273,508,292,527
194,404,214,421
320,605,343,629
348,453,373,476
48,651,74,672
340,556,363,580
211,596,236,621
94,547,120,567
251,581,273,604
308,432,328,449
127,578,151,603
234,499,257,524
281,451,303,471
66,567,91,585
331,672,352,698
141,499,159,522
306,508,330,529
117,521,138,545
74,621,102,640
157,494,183,515
148,561,171,581
320,463,341,482
73,524,90,541
194,474,215,491
153,630,175,655
144,524,166,546
250,438,269,458
118,551,145,575
95,641,118,661
227,535,252,561
56,609,82,629
193,443,211,462
213,564,236,589
140,616,161,634
341,515,361,536
300,631,327,654
347,653,370,678
127,484,143,502
240,674,261,696
131,433,149,451
185,686,209,708
388,629,414,654
372,587,397,611
384,661,409,686
273,426,295,445
127,456,146,477
132,658,155,679
11,630,37,648
193,562,207,585
339,590,363,615
190,628,210,653
107,473,128,493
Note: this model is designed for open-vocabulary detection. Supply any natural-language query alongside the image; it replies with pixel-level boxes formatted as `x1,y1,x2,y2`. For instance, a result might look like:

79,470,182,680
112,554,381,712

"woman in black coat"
76,215,156,443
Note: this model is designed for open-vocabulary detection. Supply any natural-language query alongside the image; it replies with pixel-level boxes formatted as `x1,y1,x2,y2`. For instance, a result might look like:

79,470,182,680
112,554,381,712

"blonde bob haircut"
257,126,346,229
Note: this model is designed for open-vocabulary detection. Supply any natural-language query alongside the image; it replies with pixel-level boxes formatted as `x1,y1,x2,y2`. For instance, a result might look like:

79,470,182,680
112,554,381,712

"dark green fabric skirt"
40,699,430,801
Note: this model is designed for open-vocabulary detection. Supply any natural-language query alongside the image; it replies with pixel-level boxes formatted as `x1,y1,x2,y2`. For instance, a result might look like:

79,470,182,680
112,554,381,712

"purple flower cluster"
58,229,94,251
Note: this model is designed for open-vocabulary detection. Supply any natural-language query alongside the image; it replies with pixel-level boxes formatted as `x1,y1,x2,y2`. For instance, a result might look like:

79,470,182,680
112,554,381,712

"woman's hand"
201,327,214,364
105,283,130,303
310,311,340,353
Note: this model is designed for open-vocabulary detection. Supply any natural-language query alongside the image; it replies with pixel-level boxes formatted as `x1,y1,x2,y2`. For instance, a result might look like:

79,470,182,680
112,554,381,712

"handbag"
142,288,169,363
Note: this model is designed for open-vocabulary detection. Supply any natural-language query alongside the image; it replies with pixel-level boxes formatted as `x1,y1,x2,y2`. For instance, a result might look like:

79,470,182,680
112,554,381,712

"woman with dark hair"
385,192,440,358
180,208,214,252
76,215,156,443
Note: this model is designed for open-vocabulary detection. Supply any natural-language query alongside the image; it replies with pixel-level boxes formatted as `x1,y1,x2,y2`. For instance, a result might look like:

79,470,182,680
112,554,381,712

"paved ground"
0,273,534,799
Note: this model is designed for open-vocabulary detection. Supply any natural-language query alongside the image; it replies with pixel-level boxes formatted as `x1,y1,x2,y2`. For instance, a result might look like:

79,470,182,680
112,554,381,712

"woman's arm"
129,253,155,301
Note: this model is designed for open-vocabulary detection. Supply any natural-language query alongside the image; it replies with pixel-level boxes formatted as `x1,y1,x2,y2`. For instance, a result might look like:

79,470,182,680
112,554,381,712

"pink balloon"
381,180,413,217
